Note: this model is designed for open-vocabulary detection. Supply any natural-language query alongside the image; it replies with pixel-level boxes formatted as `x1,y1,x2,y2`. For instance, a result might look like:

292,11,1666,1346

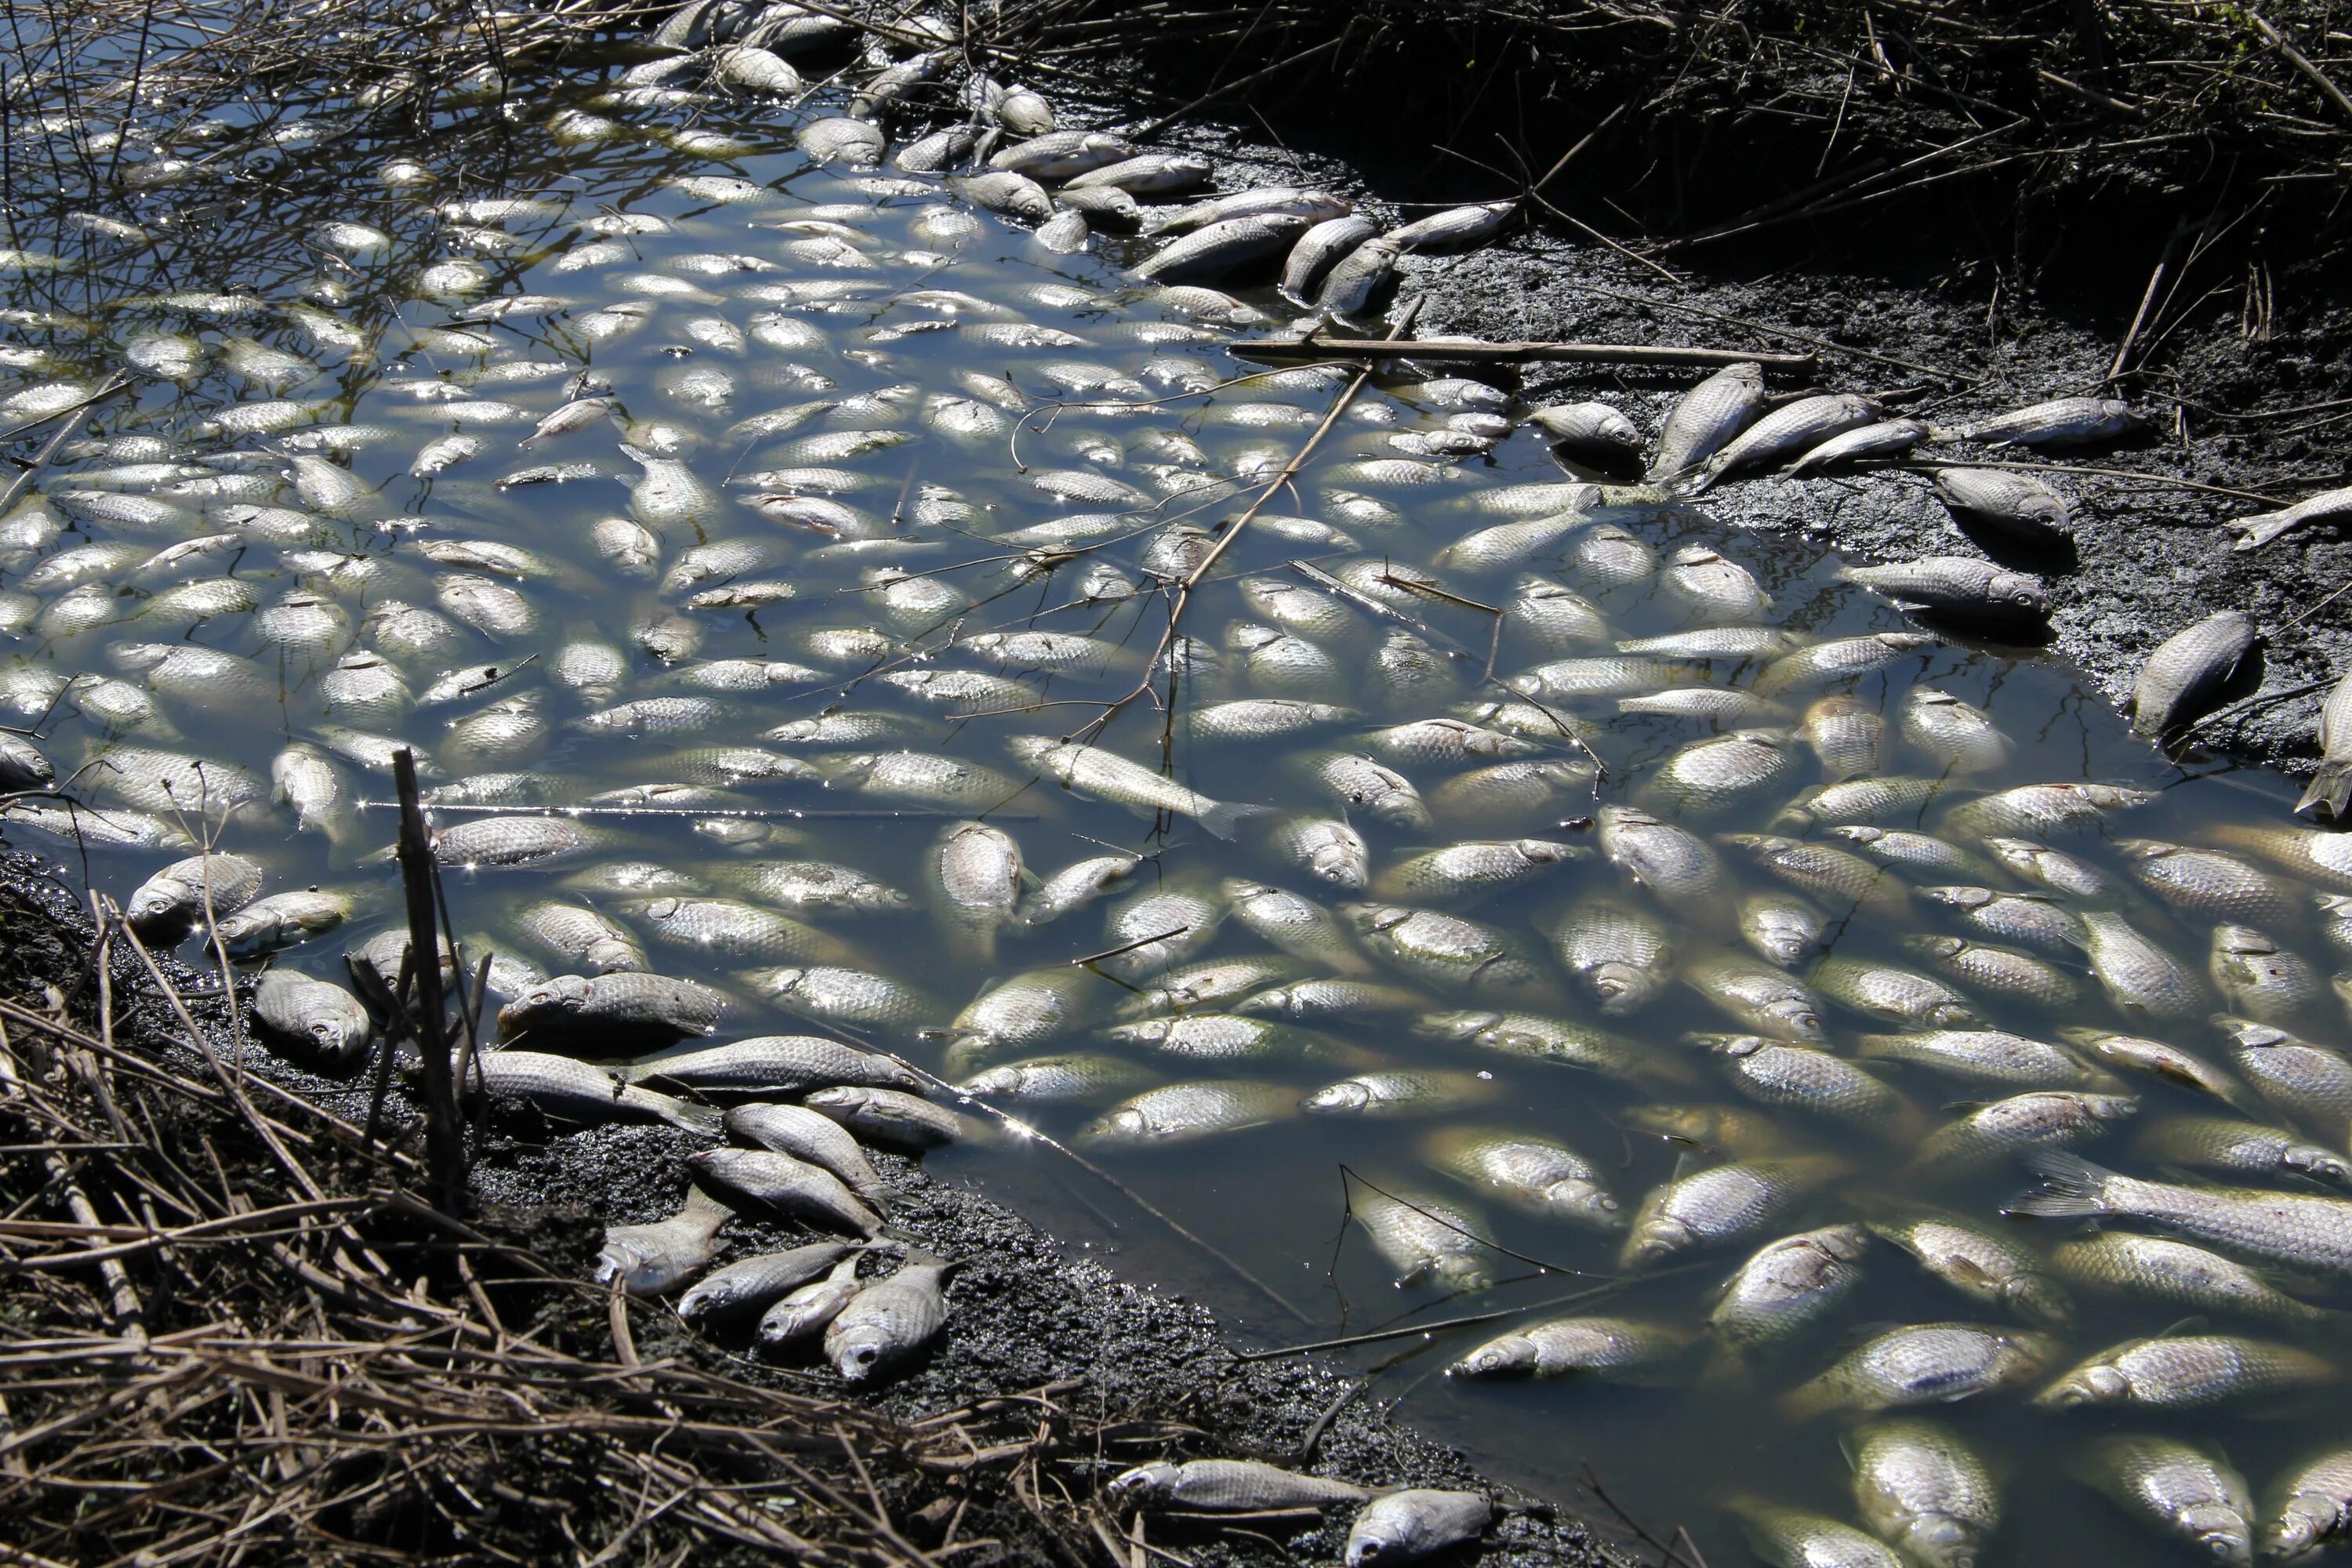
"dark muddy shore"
0,848,1612,1567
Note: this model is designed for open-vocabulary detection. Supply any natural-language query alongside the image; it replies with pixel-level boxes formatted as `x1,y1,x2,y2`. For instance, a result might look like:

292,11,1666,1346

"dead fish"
249,970,372,1069
1838,557,2048,624
2129,611,2257,738
1110,1458,1370,1512
677,1240,863,1324
1281,215,1379,303
470,1050,721,1135
2226,484,2352,552
1933,467,2073,548
1345,1490,1494,1567
1942,397,2140,447
825,1253,956,1381
1384,200,1515,250
593,1186,732,1296
1648,361,1766,481
1526,402,1645,469
1137,215,1313,283
1786,419,1928,474
685,1147,881,1236
1685,394,1878,492
2296,668,2352,821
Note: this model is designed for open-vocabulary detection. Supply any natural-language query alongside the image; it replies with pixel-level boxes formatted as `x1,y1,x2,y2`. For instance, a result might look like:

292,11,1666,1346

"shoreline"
0,848,1616,1566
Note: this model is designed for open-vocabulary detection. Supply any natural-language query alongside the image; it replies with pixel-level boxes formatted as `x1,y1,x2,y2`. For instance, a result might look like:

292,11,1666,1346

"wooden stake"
1229,336,1817,372
392,749,465,1214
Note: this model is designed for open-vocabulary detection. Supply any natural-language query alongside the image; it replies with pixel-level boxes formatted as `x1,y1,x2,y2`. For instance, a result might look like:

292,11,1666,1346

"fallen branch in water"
1061,299,1425,746
1229,335,1817,373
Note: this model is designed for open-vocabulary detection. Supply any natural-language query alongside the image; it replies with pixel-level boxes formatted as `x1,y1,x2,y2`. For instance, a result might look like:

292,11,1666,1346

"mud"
0,845,1613,1568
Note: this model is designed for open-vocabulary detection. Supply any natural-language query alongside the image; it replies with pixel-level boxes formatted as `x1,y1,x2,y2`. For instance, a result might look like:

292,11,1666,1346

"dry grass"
0,874,1175,1568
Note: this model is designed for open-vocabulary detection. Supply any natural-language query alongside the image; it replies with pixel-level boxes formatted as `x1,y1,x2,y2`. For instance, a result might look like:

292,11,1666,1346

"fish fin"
2296,760,2352,822
1196,800,1275,841
2002,1149,2116,1219
2226,510,2301,550
1940,1257,2000,1291
617,441,652,466
662,1099,724,1137
2152,1314,2212,1339
679,1181,734,1218
1672,462,1722,497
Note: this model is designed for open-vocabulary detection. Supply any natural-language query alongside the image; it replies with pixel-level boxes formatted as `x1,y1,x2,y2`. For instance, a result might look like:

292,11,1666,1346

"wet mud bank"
1053,22,2352,781
0,848,1613,1567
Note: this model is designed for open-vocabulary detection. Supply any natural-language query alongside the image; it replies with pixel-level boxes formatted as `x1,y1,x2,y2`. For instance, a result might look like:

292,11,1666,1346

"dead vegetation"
946,0,2352,278
0,873,1238,1568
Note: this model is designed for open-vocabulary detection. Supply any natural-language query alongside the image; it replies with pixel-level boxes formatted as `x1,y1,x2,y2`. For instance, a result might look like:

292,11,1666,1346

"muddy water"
3,70,2346,1568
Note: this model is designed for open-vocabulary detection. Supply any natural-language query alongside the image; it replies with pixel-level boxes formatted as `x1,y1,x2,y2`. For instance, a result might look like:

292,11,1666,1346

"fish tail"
2295,760,2352,822
1196,800,1274,841
1675,461,1724,497
2003,1149,2117,1220
2226,510,2301,551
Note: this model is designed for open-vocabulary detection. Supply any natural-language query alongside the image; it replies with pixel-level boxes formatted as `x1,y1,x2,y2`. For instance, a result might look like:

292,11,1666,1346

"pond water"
4,51,2348,1568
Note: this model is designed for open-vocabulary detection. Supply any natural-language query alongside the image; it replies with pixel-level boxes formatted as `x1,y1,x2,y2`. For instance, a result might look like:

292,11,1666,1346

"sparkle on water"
3,59,2346,1568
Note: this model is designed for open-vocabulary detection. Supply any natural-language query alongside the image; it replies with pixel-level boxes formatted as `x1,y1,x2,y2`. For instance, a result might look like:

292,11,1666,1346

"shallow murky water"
6,60,2351,1568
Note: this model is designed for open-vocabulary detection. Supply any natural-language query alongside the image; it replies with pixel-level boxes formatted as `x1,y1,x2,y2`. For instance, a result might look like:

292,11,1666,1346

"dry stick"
1125,31,1343,139
1229,336,1816,373
391,750,464,1214
2106,219,2189,386
0,376,127,514
0,1031,147,1346
1530,99,1631,196
2245,10,2352,122
1582,1463,1704,1568
1232,1270,1678,1361
2284,578,2352,633
1069,300,1425,742
2176,675,2338,739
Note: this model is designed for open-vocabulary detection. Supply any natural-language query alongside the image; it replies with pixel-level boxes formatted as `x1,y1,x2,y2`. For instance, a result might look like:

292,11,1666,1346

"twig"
391,750,464,1214
2106,220,2189,385
0,376,128,515
1065,300,1425,743
2245,10,2352,122
1229,336,1816,372
1233,1271,1675,1360
1126,33,1345,139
